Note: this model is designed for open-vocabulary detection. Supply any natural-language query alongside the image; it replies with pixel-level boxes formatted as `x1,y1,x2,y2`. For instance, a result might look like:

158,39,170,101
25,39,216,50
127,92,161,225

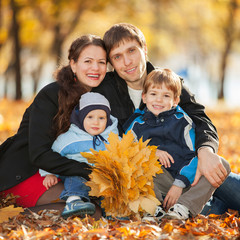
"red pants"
1,172,47,208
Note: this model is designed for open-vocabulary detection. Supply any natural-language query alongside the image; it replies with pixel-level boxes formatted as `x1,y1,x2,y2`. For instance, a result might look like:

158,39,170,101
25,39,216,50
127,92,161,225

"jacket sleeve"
28,84,92,180
179,85,219,153
39,169,53,177
175,155,198,187
173,116,198,188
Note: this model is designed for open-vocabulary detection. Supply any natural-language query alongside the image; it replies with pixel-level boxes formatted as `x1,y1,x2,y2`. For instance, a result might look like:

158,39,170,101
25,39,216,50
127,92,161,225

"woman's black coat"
0,82,91,191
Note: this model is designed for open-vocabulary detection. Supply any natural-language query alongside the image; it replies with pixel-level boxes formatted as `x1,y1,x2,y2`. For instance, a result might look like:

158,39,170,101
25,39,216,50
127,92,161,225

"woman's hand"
43,174,58,190
163,185,183,210
156,149,174,168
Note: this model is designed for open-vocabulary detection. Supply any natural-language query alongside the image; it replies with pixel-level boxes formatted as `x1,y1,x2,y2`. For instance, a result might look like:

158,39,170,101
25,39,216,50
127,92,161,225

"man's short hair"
103,23,146,58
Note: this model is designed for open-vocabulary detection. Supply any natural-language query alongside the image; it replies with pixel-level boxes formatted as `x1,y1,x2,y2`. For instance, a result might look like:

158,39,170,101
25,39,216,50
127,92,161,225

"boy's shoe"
164,204,190,220
142,205,166,222
61,199,96,219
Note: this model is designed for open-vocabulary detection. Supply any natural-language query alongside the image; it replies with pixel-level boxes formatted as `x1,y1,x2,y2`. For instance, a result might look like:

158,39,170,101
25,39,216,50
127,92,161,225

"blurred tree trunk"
53,24,63,66
149,0,173,62
51,1,88,66
218,0,238,100
10,0,22,100
0,0,7,98
3,74,8,98
32,61,43,95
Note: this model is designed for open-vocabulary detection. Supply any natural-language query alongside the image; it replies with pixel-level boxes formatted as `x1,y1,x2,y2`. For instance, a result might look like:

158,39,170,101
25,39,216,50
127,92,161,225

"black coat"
93,62,219,152
0,82,91,191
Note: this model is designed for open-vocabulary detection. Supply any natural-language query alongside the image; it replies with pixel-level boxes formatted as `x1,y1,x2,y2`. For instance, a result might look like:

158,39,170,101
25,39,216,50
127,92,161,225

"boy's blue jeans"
59,176,91,202
201,172,240,215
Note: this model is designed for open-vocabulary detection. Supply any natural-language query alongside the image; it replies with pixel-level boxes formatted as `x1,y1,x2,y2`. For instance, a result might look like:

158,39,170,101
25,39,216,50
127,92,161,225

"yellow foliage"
81,131,162,218
0,99,31,144
0,205,24,223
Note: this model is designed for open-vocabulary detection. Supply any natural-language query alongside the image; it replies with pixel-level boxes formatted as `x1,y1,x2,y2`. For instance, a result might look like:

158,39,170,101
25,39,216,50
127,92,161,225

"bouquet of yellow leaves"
81,131,163,218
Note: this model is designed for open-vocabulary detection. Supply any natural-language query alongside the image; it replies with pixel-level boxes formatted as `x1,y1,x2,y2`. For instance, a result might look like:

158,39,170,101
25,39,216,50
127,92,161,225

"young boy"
124,69,230,220
39,92,119,218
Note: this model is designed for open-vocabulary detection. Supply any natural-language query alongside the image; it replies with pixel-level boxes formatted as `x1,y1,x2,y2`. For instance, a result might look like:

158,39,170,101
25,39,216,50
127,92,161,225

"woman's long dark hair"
53,35,106,137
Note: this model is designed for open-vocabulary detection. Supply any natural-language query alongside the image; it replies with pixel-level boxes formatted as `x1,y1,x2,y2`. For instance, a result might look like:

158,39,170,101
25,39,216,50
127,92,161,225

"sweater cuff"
173,179,186,188
197,145,214,154
196,137,218,154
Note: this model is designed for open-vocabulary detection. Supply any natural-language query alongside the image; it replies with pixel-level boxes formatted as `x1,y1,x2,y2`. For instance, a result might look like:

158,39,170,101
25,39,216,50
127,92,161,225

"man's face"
109,39,147,90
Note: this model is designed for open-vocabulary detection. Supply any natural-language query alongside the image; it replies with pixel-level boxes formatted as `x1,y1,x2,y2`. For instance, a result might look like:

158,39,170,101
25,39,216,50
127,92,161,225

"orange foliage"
208,110,240,173
0,98,31,144
0,210,240,239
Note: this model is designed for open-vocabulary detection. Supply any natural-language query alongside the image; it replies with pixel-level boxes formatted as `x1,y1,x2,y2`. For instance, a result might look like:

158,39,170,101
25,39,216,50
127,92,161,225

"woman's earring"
73,73,77,82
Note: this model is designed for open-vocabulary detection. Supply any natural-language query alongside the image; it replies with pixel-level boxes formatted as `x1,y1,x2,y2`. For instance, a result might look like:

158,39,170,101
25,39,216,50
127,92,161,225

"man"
93,23,240,215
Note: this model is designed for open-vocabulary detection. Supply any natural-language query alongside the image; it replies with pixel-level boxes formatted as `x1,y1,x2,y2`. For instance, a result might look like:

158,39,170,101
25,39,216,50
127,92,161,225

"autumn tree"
1,0,115,98
218,0,240,100
148,0,240,101
20,0,114,95
10,0,22,100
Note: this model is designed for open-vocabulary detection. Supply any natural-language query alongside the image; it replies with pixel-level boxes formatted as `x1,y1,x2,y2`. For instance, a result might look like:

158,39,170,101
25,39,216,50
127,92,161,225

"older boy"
124,69,230,220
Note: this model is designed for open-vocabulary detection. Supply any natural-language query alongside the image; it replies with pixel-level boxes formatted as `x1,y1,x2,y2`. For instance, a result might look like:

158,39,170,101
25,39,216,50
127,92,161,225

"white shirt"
128,86,143,109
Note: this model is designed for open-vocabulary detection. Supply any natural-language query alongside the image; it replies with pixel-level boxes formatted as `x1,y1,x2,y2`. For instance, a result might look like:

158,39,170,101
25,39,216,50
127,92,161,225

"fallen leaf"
0,205,24,223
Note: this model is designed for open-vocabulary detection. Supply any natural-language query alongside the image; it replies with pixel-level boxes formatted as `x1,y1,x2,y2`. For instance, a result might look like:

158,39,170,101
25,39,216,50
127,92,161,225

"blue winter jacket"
124,106,198,188
39,115,119,177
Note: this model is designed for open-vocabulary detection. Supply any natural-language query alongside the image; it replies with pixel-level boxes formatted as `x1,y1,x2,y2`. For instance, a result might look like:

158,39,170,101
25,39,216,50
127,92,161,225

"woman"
0,34,107,217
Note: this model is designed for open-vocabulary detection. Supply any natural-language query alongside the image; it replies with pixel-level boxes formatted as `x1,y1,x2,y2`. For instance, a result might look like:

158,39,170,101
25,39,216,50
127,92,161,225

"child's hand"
156,149,174,168
43,174,58,190
163,185,183,210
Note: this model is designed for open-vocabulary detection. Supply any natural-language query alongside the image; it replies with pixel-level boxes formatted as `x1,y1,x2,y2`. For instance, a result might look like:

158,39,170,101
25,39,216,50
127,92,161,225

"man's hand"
156,149,174,168
163,185,183,210
191,147,228,188
43,174,58,190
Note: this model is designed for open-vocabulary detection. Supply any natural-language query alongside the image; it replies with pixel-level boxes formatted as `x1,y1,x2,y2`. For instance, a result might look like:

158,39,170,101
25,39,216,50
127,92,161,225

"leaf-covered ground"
0,207,240,239
0,99,240,239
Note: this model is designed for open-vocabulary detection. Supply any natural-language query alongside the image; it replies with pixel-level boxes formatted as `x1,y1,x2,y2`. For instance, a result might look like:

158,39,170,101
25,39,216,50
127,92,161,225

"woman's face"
71,45,107,90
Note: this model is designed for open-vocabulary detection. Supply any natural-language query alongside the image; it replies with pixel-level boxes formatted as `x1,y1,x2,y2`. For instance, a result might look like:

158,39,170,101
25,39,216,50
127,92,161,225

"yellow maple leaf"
0,205,24,223
128,199,140,213
139,195,160,215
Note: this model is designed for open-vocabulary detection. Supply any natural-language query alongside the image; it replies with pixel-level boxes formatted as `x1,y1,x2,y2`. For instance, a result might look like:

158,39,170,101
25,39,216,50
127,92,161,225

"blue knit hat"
70,92,112,131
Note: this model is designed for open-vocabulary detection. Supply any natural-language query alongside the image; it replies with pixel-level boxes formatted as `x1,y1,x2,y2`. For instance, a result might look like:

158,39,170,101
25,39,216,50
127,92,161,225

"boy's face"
109,39,147,90
142,83,179,116
83,109,107,136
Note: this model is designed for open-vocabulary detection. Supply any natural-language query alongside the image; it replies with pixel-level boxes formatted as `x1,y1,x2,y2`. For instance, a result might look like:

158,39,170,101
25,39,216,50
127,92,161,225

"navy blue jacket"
124,106,198,187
